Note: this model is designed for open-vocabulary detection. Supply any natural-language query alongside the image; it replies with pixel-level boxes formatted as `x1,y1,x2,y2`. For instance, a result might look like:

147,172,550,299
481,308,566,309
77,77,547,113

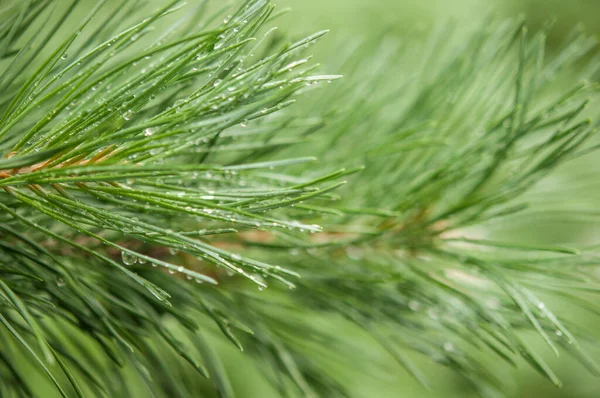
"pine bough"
0,0,599,397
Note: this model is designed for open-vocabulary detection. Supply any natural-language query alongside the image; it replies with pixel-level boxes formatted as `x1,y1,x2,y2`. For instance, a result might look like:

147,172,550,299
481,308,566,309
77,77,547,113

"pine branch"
1,1,600,397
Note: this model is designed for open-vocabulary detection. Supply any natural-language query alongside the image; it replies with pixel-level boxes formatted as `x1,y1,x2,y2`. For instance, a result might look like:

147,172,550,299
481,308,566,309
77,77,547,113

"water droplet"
408,300,421,311
122,110,134,120
61,54,68,59
121,251,137,266
144,128,154,136
55,277,66,287
231,253,242,261
443,342,455,352
537,302,545,310
177,266,185,273
138,257,148,264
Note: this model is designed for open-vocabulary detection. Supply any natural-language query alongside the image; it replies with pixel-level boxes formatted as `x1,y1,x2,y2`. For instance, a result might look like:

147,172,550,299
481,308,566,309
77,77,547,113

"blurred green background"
223,1,600,397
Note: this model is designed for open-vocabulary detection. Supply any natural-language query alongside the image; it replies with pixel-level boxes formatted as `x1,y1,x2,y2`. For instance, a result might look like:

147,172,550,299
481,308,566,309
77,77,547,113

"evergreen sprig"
1,1,599,397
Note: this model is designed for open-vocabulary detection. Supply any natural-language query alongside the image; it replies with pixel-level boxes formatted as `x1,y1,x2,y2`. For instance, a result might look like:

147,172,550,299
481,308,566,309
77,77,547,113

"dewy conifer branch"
0,0,600,397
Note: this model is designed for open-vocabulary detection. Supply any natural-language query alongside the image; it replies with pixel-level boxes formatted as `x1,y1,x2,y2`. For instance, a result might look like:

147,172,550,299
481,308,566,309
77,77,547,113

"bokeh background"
219,1,600,397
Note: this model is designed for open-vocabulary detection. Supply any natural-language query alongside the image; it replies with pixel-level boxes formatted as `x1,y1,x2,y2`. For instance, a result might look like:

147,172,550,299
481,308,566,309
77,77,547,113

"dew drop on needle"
122,110,134,120
121,251,137,266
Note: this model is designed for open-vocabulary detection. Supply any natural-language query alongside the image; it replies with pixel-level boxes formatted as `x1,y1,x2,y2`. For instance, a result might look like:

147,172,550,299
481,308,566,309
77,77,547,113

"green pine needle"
1,1,600,397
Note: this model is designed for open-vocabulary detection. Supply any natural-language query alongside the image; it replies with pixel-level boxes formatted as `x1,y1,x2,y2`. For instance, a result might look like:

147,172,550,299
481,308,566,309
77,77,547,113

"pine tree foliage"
0,0,599,397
